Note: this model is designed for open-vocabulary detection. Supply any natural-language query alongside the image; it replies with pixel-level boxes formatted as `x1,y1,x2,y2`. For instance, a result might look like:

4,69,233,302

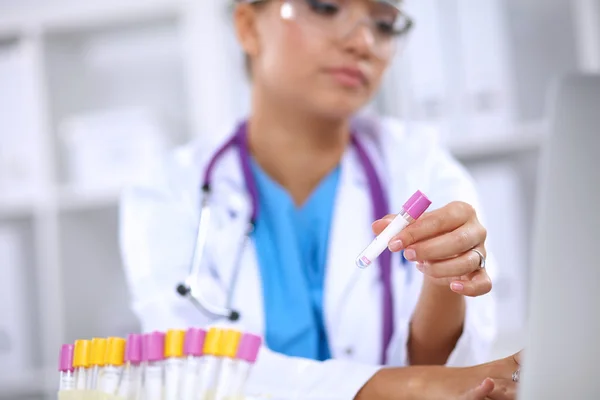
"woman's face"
237,0,408,119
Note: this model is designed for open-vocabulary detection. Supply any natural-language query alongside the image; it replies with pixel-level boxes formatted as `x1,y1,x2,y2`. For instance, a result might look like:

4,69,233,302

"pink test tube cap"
59,344,75,372
403,190,432,220
184,328,207,357
236,333,262,363
125,334,143,364
142,331,165,362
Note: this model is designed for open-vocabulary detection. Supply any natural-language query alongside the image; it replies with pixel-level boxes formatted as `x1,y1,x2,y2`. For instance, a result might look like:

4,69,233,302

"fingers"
396,202,478,248
403,223,487,265
401,223,486,261
461,378,495,400
487,379,518,400
372,215,395,235
415,249,484,280
449,269,492,297
512,351,522,366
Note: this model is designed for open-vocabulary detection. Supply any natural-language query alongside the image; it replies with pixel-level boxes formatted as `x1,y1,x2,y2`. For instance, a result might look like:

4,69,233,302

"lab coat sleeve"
248,348,381,399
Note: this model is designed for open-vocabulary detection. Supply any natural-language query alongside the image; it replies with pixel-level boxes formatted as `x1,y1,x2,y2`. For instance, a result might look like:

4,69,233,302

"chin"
309,91,371,120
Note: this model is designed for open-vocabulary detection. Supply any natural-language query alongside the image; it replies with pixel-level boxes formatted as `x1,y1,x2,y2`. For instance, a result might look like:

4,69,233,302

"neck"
247,89,350,206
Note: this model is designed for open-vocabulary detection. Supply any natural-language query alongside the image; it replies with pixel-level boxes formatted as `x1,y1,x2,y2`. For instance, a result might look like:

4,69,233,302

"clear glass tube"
89,365,100,389
180,355,202,400
75,367,88,390
197,355,221,400
164,356,184,400
230,360,252,400
213,357,236,400
117,362,142,400
59,370,75,391
98,365,123,395
143,360,164,400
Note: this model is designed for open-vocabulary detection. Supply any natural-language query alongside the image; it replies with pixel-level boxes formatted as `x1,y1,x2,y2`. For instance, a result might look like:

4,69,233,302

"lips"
325,66,368,88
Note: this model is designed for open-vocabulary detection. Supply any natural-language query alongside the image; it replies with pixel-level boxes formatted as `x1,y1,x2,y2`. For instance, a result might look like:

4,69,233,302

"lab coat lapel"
206,137,265,334
324,147,379,345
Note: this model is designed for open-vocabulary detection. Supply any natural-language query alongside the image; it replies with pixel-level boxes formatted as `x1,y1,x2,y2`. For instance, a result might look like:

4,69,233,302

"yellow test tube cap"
203,327,223,356
73,340,91,368
91,338,107,366
164,329,185,358
218,329,242,358
105,337,126,366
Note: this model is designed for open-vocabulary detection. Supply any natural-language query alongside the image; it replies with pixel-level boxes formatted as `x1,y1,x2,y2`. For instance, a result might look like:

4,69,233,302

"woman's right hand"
355,352,521,400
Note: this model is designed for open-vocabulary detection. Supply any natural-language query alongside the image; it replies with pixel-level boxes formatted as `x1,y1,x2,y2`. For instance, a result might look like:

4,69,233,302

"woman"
120,0,519,398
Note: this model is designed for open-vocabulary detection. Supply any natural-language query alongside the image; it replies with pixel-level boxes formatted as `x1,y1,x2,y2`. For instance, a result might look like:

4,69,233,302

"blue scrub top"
250,159,341,361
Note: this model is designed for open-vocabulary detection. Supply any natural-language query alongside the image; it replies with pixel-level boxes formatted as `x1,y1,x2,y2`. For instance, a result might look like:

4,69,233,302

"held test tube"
142,331,166,400
164,329,186,400
356,190,432,269
98,337,126,395
229,333,262,400
117,333,143,400
58,344,75,391
181,328,207,400
212,329,242,400
73,339,92,390
90,337,107,390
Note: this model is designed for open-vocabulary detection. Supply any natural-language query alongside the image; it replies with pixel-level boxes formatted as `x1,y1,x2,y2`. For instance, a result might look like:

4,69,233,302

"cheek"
262,23,323,82
371,60,390,88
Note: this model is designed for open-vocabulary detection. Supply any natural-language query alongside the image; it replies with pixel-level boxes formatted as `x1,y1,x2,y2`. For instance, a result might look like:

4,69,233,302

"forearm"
408,278,466,365
354,363,500,400
355,365,446,400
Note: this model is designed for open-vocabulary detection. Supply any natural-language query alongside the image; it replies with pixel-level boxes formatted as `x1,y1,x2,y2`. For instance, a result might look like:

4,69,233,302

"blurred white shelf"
0,367,55,398
448,122,548,162
0,197,37,219
58,186,121,211
0,0,182,35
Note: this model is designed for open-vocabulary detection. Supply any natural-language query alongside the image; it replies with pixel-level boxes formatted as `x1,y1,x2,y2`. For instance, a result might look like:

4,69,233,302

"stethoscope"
177,121,398,364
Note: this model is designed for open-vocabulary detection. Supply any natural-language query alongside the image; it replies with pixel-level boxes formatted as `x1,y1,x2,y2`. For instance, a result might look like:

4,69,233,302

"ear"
233,4,261,59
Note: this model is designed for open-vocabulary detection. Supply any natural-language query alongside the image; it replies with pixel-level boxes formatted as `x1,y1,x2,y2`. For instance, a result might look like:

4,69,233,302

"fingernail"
450,282,464,292
404,249,416,261
388,239,403,252
416,263,425,272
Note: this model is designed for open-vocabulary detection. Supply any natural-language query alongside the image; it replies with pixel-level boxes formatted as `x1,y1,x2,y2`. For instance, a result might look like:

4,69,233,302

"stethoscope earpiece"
176,283,241,322
228,310,240,322
176,283,190,297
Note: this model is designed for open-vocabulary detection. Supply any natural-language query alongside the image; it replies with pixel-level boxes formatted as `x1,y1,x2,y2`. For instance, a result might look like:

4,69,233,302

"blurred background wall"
0,0,599,398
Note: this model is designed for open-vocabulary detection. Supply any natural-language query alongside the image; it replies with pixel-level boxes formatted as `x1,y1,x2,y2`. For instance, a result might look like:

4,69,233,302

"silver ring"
512,369,520,383
471,248,486,269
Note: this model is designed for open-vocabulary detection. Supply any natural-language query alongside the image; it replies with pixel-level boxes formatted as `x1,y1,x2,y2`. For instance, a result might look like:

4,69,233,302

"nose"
342,19,377,58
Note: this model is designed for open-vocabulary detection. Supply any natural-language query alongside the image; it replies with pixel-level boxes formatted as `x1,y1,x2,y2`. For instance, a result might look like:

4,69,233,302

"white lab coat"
119,115,497,399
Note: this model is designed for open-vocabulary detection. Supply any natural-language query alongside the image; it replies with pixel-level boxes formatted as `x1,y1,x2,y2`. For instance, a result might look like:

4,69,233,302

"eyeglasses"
241,0,414,59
